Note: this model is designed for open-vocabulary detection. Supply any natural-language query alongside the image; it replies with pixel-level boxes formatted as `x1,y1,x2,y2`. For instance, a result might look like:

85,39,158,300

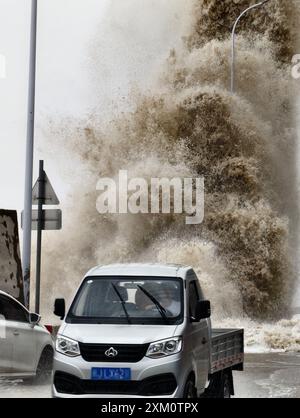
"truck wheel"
183,377,197,398
202,371,232,398
222,374,231,399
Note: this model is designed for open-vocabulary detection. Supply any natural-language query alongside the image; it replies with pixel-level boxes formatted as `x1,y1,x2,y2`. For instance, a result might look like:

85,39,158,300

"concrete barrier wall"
0,210,24,303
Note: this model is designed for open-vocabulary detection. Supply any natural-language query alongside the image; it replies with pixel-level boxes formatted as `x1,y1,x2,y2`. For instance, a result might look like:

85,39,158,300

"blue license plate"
91,367,131,381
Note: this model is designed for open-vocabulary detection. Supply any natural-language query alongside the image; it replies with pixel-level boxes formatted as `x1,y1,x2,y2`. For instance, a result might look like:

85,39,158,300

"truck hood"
60,323,179,345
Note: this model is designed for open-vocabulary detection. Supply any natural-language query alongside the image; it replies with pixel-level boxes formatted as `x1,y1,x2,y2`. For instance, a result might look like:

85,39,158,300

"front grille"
79,342,149,363
54,372,177,396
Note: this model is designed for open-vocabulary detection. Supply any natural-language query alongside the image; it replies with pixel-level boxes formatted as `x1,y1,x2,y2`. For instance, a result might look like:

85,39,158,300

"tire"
34,347,54,384
202,371,232,398
183,376,197,398
222,374,231,399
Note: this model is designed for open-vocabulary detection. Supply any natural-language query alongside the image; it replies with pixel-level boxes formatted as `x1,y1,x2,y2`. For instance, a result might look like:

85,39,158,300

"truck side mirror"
54,298,65,320
194,300,211,321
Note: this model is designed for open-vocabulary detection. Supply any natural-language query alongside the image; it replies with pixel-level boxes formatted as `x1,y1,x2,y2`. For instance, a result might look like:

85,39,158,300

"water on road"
0,353,299,398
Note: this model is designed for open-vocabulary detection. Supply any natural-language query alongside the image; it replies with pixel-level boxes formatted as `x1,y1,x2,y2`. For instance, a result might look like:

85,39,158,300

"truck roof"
85,263,192,279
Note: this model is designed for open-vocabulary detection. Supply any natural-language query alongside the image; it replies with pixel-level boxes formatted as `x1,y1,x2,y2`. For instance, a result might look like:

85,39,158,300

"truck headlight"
56,335,80,357
146,337,182,358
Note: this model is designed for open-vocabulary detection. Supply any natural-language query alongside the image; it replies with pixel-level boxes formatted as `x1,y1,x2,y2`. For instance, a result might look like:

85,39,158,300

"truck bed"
210,329,244,374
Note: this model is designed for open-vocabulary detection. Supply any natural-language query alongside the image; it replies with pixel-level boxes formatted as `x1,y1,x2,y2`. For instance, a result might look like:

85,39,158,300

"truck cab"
52,263,243,398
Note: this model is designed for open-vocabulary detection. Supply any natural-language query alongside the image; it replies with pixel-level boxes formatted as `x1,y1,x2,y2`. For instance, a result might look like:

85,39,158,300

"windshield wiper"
111,283,131,324
137,285,169,324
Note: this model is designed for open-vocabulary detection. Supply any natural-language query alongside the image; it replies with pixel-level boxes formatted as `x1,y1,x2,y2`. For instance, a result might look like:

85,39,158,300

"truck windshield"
67,276,183,325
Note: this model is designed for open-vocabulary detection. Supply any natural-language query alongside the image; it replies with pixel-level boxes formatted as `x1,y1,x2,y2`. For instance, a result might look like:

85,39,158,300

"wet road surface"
0,353,299,398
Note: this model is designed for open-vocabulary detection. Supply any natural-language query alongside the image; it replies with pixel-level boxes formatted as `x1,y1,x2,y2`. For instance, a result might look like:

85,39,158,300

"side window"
187,270,204,300
0,295,28,323
189,281,199,318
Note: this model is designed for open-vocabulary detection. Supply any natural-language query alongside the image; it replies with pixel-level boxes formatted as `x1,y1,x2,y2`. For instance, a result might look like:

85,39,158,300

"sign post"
22,160,62,314
35,160,45,314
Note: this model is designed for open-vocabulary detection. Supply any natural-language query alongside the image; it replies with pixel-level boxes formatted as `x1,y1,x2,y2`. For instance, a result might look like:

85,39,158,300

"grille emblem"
105,347,118,358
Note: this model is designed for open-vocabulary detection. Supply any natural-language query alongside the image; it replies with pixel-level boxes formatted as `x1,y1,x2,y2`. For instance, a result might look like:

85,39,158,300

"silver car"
0,290,54,381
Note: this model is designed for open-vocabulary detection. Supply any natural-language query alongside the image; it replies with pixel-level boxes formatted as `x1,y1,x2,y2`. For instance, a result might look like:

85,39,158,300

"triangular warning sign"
32,172,60,205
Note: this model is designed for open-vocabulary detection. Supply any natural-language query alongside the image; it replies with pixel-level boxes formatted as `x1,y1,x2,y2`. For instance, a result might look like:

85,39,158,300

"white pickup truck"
52,263,244,398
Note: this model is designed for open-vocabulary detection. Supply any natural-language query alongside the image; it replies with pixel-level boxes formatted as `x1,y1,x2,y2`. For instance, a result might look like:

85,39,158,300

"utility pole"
22,0,38,308
231,0,271,94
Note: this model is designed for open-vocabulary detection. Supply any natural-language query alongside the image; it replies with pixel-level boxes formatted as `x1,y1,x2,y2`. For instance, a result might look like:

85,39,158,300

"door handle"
13,330,20,336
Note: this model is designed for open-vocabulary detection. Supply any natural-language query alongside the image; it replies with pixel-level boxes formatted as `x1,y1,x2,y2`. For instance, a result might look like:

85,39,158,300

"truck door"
187,280,210,391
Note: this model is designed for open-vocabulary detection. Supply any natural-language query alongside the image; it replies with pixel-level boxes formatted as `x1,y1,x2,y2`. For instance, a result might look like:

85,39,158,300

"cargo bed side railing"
210,329,244,374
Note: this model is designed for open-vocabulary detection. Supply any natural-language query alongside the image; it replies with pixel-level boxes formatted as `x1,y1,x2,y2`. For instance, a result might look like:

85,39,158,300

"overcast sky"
0,0,108,211
0,0,186,213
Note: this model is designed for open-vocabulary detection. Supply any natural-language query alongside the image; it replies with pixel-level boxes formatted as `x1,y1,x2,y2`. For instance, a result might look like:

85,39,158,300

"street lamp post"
22,0,38,308
231,0,271,94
